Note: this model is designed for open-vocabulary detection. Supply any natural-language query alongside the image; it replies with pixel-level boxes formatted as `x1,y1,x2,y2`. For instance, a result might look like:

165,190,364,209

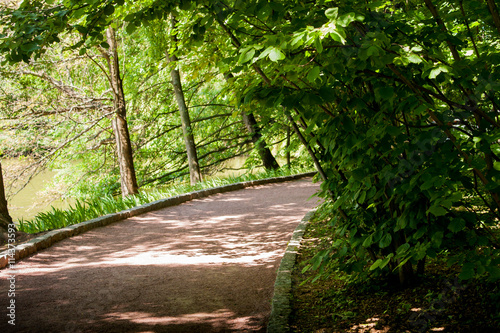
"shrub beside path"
0,177,320,332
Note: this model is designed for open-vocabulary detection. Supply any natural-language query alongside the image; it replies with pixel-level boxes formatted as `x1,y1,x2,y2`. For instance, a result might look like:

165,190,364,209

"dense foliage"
1,0,500,284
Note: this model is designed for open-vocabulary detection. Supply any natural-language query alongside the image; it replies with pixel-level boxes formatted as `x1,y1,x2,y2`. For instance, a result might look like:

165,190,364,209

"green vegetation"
0,0,499,311
17,166,313,233
292,211,500,332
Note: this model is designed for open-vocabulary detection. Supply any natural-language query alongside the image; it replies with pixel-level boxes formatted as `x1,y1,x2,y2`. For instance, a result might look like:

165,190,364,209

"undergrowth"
291,211,500,332
17,166,314,233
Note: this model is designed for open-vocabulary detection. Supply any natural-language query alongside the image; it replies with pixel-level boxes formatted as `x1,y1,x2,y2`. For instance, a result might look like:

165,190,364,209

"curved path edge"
0,172,316,270
267,208,316,333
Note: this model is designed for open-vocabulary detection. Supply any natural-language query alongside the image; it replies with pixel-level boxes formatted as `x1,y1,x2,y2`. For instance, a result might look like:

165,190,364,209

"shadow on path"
0,179,320,332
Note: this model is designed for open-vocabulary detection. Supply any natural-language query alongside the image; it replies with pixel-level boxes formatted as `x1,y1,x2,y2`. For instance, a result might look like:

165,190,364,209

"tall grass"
17,166,315,233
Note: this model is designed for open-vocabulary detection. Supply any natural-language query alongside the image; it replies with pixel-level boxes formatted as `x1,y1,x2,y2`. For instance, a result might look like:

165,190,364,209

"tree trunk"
224,73,279,170
241,111,280,170
287,114,327,181
396,231,415,285
106,27,139,197
286,125,291,168
0,162,14,239
167,18,202,185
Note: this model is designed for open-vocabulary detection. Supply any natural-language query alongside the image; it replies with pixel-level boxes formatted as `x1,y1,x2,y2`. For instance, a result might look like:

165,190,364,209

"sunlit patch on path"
0,178,320,332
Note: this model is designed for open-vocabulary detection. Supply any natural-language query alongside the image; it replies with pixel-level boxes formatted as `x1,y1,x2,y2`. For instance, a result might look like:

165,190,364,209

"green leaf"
342,116,355,132
325,8,339,20
314,36,323,53
376,86,394,101
362,234,373,247
431,231,444,247
358,190,366,204
427,205,447,217
408,54,422,64
126,23,136,34
291,31,306,47
380,256,392,269
20,42,39,52
238,48,255,64
396,243,410,254
487,266,500,280
414,226,427,240
448,218,466,233
330,29,346,43
307,66,321,82
427,248,437,258
258,4,272,20
337,12,357,27
103,4,115,16
371,255,393,270
370,258,383,270
386,125,400,137
420,178,434,191
429,65,450,79
459,263,475,280
379,233,392,248
124,14,135,22
268,47,285,62
366,45,379,57
351,168,365,181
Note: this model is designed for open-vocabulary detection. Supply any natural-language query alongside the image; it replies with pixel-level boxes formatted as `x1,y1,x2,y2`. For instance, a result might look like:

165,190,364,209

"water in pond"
2,158,75,223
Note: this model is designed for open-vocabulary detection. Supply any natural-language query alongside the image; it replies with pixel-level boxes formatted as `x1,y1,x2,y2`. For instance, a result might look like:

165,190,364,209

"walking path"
0,178,320,332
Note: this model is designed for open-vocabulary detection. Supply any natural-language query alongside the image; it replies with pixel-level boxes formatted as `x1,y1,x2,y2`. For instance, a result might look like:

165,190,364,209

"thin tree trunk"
241,111,280,170
224,73,279,170
485,0,500,35
106,27,139,197
167,18,202,185
287,115,327,182
0,162,14,236
286,126,291,168
393,230,415,285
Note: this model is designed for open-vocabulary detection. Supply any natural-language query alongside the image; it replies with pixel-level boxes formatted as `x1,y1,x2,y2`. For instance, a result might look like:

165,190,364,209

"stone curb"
267,208,316,333
0,172,317,270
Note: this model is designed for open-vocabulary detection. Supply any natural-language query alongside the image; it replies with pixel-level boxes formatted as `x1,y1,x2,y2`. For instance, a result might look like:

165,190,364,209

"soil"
0,178,321,333
290,214,500,333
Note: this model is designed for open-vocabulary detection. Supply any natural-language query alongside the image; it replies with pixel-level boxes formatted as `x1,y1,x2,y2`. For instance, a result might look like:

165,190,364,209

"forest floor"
290,217,500,333
0,178,320,332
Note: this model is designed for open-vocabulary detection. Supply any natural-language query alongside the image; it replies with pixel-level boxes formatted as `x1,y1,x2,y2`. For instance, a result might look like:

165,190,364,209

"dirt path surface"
0,178,320,333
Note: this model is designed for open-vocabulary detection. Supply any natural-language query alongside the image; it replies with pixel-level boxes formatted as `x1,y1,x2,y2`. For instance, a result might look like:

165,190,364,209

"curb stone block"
0,172,317,270
267,209,316,333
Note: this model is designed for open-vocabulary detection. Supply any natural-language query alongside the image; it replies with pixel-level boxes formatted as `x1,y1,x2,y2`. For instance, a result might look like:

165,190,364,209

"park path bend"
0,178,320,332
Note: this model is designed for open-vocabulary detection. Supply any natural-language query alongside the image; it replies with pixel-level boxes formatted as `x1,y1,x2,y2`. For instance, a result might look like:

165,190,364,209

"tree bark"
106,27,139,197
167,18,202,185
485,0,500,35
287,115,327,182
224,73,279,170
0,162,14,238
286,125,291,168
241,111,280,170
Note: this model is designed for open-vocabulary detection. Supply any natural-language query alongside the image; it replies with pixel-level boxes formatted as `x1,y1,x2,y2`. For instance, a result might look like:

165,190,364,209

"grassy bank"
17,166,315,234
290,211,500,332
